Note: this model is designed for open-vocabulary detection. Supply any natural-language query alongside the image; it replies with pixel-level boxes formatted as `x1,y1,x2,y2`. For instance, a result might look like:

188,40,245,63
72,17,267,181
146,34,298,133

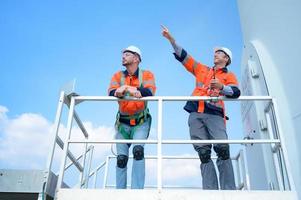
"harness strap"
116,68,150,138
138,68,143,87
118,67,148,116
115,109,151,139
117,108,150,125
116,109,152,140
120,68,143,87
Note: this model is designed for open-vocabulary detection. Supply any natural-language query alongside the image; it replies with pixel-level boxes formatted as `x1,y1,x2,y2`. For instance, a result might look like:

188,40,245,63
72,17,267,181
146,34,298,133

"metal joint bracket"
259,119,268,131
243,136,254,146
271,143,281,153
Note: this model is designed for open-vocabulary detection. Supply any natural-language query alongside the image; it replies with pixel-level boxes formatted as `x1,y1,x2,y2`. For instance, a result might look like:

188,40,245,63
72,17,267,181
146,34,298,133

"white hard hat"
123,45,142,61
214,47,232,66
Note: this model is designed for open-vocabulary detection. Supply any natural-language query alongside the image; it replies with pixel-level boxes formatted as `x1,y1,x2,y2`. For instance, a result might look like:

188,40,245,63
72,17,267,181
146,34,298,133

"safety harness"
115,68,151,139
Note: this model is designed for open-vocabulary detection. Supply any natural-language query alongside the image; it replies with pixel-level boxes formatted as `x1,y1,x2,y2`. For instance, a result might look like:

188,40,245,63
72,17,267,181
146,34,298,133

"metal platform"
0,169,68,200
56,189,298,200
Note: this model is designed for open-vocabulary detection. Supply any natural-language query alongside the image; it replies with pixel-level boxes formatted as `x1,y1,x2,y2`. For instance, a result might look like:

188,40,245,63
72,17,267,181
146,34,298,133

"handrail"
53,95,295,194
99,152,247,190
73,95,272,102
67,139,280,144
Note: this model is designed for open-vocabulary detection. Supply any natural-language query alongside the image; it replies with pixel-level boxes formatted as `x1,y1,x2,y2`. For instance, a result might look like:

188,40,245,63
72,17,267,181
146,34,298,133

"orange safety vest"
108,68,156,116
182,55,239,114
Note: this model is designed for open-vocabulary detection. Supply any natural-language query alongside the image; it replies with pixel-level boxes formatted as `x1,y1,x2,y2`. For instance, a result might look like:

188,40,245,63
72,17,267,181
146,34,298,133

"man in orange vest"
162,25,240,190
108,45,156,189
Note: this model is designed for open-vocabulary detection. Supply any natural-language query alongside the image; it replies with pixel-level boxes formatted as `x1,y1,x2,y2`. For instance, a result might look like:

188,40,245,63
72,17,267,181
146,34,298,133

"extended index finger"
161,24,168,30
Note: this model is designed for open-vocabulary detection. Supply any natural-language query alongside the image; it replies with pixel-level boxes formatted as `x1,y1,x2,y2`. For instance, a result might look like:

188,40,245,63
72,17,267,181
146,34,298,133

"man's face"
122,51,138,66
214,50,229,66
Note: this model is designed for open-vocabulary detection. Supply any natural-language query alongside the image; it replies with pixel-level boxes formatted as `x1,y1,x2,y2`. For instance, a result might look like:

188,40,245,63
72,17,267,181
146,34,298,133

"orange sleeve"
225,72,239,86
108,72,121,95
142,70,156,95
183,55,209,78
181,55,209,85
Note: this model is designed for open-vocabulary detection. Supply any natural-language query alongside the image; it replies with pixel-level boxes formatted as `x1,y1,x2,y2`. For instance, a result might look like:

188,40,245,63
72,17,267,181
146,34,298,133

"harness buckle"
130,119,136,126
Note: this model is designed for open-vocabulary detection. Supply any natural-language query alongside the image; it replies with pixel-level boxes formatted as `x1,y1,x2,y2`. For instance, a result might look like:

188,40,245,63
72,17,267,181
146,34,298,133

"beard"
122,59,132,67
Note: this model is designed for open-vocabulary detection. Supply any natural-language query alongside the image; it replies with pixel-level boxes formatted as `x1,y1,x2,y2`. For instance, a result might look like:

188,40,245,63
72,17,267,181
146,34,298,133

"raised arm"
161,25,208,76
161,25,182,57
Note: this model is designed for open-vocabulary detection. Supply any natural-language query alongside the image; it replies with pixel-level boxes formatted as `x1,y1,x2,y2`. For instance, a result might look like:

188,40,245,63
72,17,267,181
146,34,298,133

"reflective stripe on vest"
120,68,143,87
196,81,204,87
118,68,147,125
196,68,226,113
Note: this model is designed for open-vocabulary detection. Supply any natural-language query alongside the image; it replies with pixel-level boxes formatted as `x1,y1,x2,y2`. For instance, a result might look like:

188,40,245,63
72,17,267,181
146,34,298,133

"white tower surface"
237,0,301,197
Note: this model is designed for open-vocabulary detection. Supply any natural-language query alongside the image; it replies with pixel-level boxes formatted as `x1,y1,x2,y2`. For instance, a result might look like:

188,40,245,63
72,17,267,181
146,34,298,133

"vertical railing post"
103,156,110,189
93,170,98,189
157,98,163,191
265,112,284,190
44,91,65,192
56,96,76,193
85,146,94,188
241,148,251,190
272,98,296,191
235,152,242,189
80,142,88,188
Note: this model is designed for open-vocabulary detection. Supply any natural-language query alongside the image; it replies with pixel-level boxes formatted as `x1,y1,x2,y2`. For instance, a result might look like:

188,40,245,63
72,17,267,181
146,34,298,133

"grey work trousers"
188,112,236,190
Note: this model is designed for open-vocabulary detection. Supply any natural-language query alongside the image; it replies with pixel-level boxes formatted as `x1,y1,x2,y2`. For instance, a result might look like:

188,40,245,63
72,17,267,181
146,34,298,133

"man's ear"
224,56,229,63
134,55,140,63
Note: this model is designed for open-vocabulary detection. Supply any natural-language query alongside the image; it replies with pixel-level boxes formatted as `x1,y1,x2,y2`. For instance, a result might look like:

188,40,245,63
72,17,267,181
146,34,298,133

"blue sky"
0,0,243,187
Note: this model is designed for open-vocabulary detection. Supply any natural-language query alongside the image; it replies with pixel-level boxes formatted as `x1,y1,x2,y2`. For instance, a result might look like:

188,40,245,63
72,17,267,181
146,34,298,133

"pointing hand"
161,24,175,43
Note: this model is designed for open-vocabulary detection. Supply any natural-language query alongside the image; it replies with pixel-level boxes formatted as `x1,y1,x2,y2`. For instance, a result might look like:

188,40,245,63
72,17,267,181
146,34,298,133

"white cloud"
0,105,8,130
0,105,8,119
0,105,201,187
162,158,200,181
2,113,52,166
145,155,201,184
0,105,115,170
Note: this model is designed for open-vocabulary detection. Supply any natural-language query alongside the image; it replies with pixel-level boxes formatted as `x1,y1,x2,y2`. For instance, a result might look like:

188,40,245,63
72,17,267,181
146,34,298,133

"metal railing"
46,94,295,193
94,150,249,190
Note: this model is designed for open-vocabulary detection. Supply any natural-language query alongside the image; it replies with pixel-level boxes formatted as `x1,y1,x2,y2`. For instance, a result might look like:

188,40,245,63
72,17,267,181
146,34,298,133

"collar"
213,67,228,73
221,67,228,73
123,67,139,77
